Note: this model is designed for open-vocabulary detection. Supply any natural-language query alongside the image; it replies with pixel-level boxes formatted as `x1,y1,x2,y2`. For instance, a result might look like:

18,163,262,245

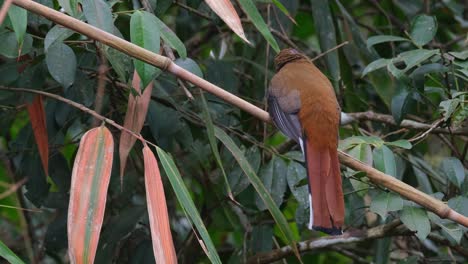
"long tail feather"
303,138,344,235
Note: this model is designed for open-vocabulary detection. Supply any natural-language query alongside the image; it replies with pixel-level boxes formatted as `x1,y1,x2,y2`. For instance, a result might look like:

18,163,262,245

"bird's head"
274,48,308,70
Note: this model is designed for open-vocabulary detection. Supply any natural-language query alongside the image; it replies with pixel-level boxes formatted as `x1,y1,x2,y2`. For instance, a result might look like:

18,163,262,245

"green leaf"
104,47,131,83
388,49,440,78
57,0,79,17
409,63,448,92
439,223,464,244
410,15,437,46
370,192,404,220
366,35,410,49
385,140,412,149
449,50,468,60
214,127,298,254
391,88,411,124
251,225,273,253
82,0,114,33
153,16,187,59
439,98,461,121
0,240,26,264
310,0,340,85
373,145,396,177
408,155,434,194
156,147,222,264
200,92,232,198
44,25,74,50
237,0,280,53
175,58,203,78
286,161,308,208
400,206,430,241
441,157,465,187
271,0,296,23
130,11,161,87
7,4,27,45
0,32,33,58
362,58,390,76
46,43,77,89
255,156,288,211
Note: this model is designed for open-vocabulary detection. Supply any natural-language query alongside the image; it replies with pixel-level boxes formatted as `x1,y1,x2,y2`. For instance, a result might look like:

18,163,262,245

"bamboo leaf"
142,146,177,263
214,127,300,259
156,147,222,264
237,0,280,52
204,0,250,44
0,240,26,264
68,126,114,264
26,95,49,175
153,16,187,59
119,71,153,185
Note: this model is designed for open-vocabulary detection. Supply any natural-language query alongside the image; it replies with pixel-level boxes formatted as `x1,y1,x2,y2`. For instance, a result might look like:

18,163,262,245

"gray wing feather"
268,94,302,143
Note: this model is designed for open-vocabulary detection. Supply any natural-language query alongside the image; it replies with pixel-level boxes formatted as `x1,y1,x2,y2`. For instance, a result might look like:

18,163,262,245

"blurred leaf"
0,240,25,264
440,223,464,244
366,35,409,49
68,126,114,264
119,71,153,183
251,225,273,253
7,4,27,45
44,25,74,51
214,127,299,257
362,58,389,76
130,11,161,87
204,0,250,44
156,147,222,264
142,146,177,263
270,0,296,24
410,15,437,46
400,206,430,241
449,50,468,60
439,98,460,121
57,0,79,17
370,192,404,220
388,49,439,78
104,46,131,83
441,157,465,187
0,32,33,58
391,88,411,124
286,161,308,208
448,196,468,217
175,58,203,78
409,63,448,92
153,16,187,58
408,155,434,194
46,43,77,89
255,156,288,211
237,0,280,52
385,140,412,150
82,0,114,33
373,145,396,177
310,0,340,85
26,95,49,175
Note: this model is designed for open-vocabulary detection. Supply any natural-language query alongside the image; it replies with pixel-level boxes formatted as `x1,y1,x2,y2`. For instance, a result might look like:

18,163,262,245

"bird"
268,48,345,235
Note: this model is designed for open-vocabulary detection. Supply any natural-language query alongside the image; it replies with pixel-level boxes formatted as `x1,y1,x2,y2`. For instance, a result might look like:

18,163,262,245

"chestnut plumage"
268,48,345,235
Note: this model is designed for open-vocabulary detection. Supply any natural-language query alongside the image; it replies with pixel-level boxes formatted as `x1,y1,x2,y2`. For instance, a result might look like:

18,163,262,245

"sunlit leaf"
205,0,250,44
0,240,25,264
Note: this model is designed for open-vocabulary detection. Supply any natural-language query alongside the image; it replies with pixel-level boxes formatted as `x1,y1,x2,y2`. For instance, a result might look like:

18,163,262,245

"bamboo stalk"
10,0,468,228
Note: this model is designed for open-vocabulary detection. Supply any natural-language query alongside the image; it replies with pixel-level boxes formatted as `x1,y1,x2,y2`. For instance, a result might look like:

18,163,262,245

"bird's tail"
302,138,345,235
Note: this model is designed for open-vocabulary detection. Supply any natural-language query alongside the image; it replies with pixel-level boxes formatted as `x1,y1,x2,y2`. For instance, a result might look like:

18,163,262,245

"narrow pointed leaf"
205,0,250,44
156,147,222,264
237,0,280,52
7,4,27,46
142,146,177,264
214,127,299,259
153,16,187,59
200,92,232,197
68,126,114,264
119,71,153,184
26,95,49,175
0,240,26,264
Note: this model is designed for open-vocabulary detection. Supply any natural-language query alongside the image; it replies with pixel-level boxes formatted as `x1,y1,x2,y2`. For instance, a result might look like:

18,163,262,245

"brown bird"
268,48,345,235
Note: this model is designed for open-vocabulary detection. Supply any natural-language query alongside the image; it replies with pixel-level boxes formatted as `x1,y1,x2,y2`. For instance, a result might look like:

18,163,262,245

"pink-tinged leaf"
26,95,49,175
68,126,114,264
119,70,153,185
204,0,250,43
142,146,177,263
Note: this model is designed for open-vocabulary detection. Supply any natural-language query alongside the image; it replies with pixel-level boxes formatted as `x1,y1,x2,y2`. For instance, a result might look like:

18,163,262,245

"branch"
341,111,468,136
247,220,410,264
11,0,468,228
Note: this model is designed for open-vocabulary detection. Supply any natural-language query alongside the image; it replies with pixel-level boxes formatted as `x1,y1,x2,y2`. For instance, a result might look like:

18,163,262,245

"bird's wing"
267,93,302,143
